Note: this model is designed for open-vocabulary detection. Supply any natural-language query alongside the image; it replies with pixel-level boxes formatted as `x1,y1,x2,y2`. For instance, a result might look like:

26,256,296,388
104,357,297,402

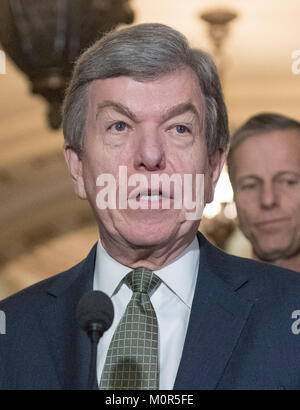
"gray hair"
228,112,300,185
62,23,229,157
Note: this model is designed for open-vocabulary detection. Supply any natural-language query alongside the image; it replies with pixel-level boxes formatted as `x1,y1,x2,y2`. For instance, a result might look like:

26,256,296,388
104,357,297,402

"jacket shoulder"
199,232,300,298
0,243,97,312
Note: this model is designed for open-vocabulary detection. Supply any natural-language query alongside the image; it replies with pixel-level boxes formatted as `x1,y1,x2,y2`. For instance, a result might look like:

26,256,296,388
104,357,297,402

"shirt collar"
93,240,130,298
153,237,199,308
93,236,200,309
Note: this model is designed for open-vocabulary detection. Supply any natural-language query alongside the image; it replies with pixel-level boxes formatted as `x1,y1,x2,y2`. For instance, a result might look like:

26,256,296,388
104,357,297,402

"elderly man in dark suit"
1,23,300,390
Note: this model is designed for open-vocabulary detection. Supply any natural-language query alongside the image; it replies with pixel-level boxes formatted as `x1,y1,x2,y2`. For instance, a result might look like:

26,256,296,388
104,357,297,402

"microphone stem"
87,337,99,390
87,327,103,390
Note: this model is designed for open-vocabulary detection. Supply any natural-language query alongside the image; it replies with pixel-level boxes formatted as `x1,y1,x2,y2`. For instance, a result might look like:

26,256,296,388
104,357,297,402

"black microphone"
76,290,114,390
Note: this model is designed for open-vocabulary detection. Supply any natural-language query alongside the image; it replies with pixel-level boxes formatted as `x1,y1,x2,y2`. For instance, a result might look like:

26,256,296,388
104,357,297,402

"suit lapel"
35,235,255,390
174,233,255,390
37,244,97,389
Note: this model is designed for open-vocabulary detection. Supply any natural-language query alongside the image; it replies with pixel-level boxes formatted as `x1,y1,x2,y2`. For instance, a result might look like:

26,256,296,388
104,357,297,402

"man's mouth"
255,217,290,231
138,190,163,201
126,188,175,210
128,187,173,201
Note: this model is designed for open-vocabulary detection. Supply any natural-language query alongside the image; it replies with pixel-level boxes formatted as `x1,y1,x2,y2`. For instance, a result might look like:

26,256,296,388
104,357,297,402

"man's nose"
133,129,166,171
259,182,278,209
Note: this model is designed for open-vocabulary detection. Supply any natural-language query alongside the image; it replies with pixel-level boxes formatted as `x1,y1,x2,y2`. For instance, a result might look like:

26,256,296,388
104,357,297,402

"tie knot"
125,268,160,295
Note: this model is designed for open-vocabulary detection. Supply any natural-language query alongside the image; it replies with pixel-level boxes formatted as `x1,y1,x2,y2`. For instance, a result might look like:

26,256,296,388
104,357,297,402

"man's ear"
63,144,87,199
206,148,227,204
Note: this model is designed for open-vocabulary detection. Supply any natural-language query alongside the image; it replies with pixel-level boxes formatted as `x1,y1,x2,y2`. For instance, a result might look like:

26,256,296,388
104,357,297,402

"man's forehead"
236,129,300,156
88,69,203,98
87,69,204,118
233,129,300,179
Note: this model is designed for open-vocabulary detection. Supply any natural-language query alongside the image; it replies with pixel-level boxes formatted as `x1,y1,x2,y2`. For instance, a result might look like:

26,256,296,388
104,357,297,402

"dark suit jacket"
1,232,300,390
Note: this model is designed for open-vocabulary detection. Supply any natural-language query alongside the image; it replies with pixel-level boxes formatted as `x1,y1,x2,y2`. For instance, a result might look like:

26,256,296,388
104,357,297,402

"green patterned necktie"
99,268,161,390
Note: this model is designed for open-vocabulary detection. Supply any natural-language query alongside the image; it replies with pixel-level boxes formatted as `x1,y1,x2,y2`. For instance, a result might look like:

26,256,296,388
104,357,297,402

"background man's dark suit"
1,232,300,390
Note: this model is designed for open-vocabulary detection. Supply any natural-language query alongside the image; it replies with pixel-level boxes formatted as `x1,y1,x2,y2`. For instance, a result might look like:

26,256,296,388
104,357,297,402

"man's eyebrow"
96,100,201,124
96,101,137,121
238,175,260,180
275,171,300,178
237,171,300,184
236,175,262,185
161,102,201,123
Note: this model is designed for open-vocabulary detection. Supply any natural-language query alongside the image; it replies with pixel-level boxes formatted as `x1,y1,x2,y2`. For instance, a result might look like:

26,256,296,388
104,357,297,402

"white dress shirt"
93,237,200,390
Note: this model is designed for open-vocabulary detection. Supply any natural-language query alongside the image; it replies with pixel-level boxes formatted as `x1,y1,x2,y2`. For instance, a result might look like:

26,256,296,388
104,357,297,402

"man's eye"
285,179,297,185
240,183,257,190
110,121,127,132
281,179,298,187
277,176,300,187
175,125,190,134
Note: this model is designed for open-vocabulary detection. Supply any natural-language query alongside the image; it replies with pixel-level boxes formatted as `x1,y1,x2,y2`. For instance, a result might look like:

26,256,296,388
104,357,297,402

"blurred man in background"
228,113,300,272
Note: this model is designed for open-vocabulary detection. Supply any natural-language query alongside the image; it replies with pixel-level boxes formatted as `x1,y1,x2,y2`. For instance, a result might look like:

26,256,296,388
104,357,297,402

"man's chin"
254,242,289,263
123,230,173,249
120,211,182,241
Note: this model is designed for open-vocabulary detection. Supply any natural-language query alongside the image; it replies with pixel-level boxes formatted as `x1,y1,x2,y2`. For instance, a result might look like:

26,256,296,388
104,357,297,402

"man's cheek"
237,209,250,228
